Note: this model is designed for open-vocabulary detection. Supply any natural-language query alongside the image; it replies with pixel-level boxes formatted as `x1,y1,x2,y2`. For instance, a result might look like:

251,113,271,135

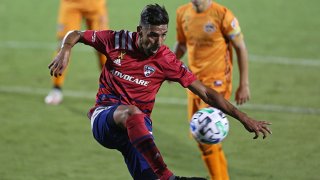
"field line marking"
1,40,320,66
1,85,320,115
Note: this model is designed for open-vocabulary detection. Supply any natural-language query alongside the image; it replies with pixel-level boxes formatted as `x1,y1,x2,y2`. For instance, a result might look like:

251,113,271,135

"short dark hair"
140,4,169,26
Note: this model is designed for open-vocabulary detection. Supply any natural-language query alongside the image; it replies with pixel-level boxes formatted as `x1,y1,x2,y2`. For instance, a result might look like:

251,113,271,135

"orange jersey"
176,2,241,90
57,0,109,39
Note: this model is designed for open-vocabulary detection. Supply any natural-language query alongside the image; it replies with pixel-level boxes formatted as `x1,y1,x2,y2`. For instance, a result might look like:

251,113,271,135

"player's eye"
148,32,159,38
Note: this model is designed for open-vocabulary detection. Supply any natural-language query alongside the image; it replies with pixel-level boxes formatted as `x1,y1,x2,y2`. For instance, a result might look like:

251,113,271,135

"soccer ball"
190,107,229,144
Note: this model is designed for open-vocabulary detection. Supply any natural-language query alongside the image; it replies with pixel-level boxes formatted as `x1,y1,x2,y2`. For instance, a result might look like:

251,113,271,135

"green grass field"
1,0,320,179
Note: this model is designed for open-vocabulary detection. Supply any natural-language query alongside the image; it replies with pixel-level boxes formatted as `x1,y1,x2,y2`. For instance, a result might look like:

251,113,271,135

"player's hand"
241,117,272,139
48,50,70,77
235,84,250,105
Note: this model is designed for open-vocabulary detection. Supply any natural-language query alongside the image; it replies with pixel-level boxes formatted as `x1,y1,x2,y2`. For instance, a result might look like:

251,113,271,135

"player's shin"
126,114,173,180
198,143,229,180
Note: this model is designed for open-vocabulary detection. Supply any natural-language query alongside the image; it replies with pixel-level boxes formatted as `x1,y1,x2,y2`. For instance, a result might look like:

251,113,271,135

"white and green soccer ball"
190,107,229,144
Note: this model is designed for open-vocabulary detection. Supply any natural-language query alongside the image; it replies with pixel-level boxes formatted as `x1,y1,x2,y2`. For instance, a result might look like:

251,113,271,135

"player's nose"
156,36,165,46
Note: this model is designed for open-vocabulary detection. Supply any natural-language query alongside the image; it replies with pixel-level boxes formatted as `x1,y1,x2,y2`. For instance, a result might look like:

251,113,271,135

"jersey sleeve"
221,9,242,40
80,30,114,54
163,51,197,88
176,7,186,43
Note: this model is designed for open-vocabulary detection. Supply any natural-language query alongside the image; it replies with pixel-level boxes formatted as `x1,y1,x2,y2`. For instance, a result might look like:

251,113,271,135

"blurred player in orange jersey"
174,0,250,179
45,0,109,105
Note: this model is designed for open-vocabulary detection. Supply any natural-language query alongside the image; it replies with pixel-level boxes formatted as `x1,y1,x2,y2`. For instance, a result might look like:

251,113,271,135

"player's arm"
173,41,187,59
230,33,250,105
48,30,84,77
166,41,186,84
174,8,187,60
187,80,271,139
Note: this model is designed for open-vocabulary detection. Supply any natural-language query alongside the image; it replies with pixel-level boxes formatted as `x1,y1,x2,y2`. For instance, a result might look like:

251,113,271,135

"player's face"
191,0,211,12
137,24,168,56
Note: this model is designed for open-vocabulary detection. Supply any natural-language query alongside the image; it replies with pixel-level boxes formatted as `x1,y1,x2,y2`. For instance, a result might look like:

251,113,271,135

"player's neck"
137,37,152,58
193,0,212,13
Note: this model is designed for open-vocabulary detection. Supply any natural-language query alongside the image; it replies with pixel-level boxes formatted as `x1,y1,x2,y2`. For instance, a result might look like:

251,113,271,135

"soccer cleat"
173,176,207,180
44,88,63,105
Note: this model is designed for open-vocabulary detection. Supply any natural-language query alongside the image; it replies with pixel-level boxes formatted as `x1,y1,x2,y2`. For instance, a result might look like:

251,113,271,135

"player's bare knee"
114,105,142,128
126,105,143,116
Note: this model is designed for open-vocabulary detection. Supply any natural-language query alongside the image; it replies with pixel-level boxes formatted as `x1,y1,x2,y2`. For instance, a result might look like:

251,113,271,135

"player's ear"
137,26,142,34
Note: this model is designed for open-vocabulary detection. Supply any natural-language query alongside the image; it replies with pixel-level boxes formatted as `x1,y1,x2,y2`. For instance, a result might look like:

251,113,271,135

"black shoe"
174,176,207,180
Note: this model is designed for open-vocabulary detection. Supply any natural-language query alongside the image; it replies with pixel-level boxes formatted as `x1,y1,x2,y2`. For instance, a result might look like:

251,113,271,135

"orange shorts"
187,79,232,120
57,0,109,39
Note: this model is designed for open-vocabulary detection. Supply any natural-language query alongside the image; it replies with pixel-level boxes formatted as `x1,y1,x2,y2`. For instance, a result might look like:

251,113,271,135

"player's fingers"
262,121,272,125
235,95,239,104
238,95,249,105
260,121,272,134
238,98,243,105
52,69,58,76
52,65,60,77
50,64,57,76
260,128,267,139
236,97,243,105
58,66,66,76
48,62,54,69
53,70,57,77
54,70,60,77
262,125,272,135
253,131,259,139
242,96,249,104
260,121,273,139
50,66,56,76
51,69,56,77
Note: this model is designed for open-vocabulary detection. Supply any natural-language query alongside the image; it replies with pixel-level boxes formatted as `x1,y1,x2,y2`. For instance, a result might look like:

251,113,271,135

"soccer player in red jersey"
48,4,271,180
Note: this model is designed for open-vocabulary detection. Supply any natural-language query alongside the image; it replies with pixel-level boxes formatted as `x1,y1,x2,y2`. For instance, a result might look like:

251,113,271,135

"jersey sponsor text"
110,69,150,86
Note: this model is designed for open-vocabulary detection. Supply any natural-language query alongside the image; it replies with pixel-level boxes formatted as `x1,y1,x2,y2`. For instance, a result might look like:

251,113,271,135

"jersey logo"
204,22,215,33
144,65,156,77
119,51,126,59
231,18,239,30
214,80,223,87
113,59,121,66
113,51,126,66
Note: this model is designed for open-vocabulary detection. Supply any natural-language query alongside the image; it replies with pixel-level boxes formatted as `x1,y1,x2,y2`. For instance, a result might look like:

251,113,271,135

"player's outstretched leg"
125,112,173,179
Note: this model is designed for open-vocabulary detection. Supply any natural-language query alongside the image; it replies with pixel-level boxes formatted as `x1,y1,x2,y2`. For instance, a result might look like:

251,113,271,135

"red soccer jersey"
81,30,197,117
